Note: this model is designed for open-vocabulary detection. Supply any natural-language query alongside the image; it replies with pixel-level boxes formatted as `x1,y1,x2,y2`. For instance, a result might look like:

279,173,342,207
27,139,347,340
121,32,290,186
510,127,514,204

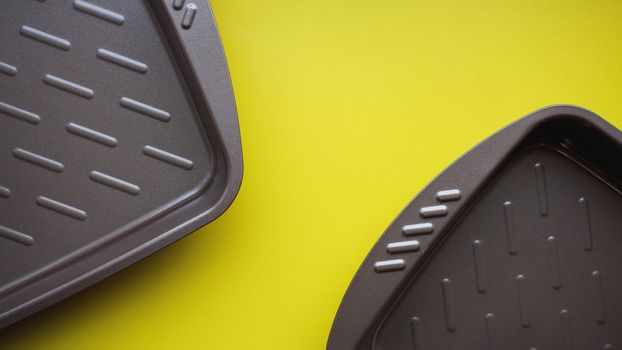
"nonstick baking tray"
0,0,242,328
328,106,622,350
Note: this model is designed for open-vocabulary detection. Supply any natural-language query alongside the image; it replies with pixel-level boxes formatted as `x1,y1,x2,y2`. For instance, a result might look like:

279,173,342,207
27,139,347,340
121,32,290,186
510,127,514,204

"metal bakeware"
0,0,242,328
328,106,622,349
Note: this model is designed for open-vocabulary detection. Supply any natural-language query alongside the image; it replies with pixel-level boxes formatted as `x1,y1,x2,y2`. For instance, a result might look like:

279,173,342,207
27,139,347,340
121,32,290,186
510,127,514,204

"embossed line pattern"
374,259,406,273
516,274,530,328
181,3,198,29
410,317,422,350
120,97,171,122
403,223,434,236
0,186,11,198
0,101,40,125
0,225,34,246
36,196,87,221
89,171,140,196
13,148,64,173
381,155,620,349
484,313,495,350
375,189,461,273
0,60,17,76
97,49,148,74
73,0,125,25
43,74,94,99
436,189,461,202
420,205,448,218
579,197,593,251
472,240,486,293
592,271,606,324
387,240,420,254
143,145,194,170
20,25,71,51
441,278,455,331
172,0,186,11
503,201,518,254
66,122,118,147
547,235,562,290
535,162,549,216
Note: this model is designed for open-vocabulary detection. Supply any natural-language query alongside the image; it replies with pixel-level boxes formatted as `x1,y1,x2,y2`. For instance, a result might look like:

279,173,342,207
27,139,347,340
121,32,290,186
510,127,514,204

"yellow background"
3,0,622,349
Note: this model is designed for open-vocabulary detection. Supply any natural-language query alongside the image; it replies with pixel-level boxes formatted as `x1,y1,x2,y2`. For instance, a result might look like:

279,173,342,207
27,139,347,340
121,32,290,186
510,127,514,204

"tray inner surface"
374,145,622,349
0,1,214,292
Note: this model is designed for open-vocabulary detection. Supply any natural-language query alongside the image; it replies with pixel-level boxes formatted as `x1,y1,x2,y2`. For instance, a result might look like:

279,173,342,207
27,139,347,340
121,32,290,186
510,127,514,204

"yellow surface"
3,0,622,349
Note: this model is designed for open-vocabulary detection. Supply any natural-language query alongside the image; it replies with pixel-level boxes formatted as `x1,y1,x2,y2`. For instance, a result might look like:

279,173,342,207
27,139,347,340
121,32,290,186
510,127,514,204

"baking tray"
328,106,622,349
0,0,242,328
